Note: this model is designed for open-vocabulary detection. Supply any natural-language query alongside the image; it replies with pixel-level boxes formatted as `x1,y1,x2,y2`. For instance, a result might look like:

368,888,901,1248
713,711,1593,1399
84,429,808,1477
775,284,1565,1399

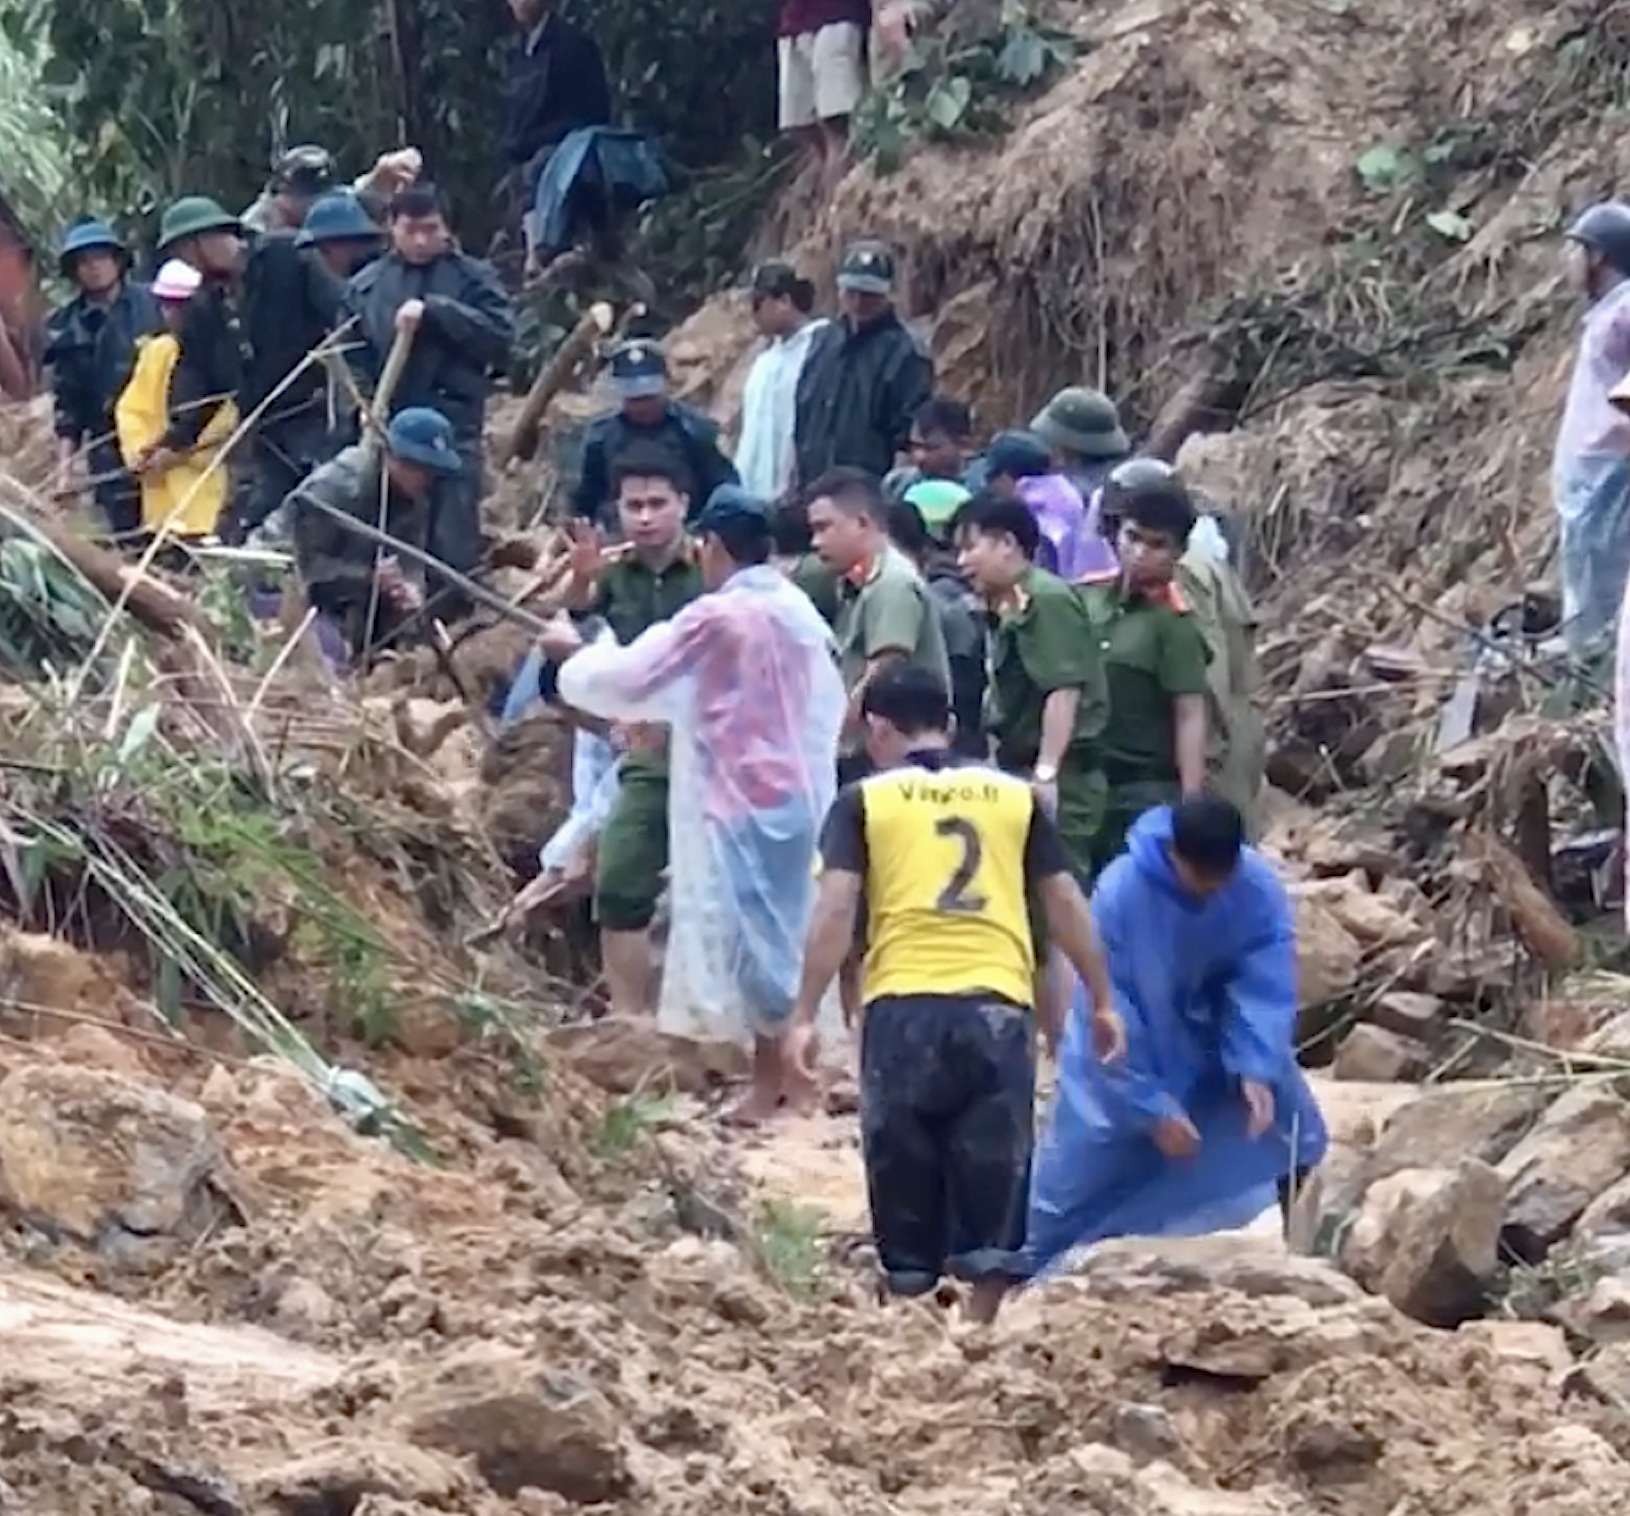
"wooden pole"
500,301,617,466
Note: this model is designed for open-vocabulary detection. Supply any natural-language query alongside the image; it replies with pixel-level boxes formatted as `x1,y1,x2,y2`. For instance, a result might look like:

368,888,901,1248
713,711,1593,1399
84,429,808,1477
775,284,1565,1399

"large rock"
1498,1089,1630,1261
1368,1083,1547,1176
0,1064,231,1250
1076,1235,1366,1310
398,1346,633,1503
1339,1163,1504,1326
1291,892,1362,1014
1331,1024,1431,1083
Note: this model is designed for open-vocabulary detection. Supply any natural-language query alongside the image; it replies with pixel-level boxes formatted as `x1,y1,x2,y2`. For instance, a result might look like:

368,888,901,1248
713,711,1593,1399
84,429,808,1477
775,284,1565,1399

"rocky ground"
7,1001,1630,1516
5,0,1630,1510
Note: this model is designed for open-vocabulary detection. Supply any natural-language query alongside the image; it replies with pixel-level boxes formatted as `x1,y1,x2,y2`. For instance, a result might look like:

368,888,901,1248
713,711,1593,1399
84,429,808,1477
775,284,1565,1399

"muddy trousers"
860,992,1036,1296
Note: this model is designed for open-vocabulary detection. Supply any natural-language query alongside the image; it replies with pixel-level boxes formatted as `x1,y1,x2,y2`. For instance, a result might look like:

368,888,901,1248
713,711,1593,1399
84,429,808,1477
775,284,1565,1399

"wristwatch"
1034,763,1058,784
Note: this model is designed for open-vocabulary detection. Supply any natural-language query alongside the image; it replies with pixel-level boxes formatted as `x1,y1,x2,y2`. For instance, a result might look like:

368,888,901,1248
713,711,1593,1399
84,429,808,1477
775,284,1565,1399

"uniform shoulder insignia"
1164,584,1192,614
1074,570,1117,587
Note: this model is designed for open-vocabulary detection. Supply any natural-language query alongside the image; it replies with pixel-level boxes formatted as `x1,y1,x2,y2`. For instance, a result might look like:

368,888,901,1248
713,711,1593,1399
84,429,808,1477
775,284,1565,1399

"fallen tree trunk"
501,302,616,466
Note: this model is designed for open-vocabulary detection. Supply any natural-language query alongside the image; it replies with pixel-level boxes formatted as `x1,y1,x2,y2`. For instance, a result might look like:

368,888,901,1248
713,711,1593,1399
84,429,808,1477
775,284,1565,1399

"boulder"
1577,1173,1630,1239
1331,1024,1431,1083
1056,1443,1303,1514
1339,1163,1504,1326
1291,892,1362,1015
398,1346,633,1503
1368,1083,1546,1177
545,1020,747,1096
1498,1089,1630,1261
1077,1235,1366,1310
0,1063,231,1250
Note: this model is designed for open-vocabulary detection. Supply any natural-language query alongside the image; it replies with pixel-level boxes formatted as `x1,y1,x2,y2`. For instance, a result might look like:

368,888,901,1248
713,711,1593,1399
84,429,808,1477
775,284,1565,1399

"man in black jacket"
793,239,933,487
570,340,737,526
345,183,516,579
235,191,385,540
501,0,613,203
44,219,160,538
146,198,249,472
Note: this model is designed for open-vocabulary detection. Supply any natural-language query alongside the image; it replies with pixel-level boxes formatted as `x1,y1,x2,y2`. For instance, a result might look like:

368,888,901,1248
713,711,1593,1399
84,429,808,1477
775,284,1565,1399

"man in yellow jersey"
782,665,1124,1320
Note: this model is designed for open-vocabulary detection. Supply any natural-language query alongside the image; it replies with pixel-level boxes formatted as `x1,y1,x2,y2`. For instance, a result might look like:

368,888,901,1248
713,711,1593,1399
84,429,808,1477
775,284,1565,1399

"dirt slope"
3,1015,1630,1516
666,0,1627,687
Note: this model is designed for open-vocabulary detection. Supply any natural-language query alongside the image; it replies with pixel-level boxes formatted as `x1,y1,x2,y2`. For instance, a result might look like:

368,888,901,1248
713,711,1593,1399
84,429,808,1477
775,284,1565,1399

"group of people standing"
43,142,522,660
506,237,1322,1320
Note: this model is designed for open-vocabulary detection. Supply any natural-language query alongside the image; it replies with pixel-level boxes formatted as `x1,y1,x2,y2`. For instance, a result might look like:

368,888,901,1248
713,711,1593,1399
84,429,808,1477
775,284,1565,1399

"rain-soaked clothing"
557,563,845,1044
1554,278,1630,658
860,992,1035,1295
818,752,1073,1293
44,281,160,536
1014,807,1329,1283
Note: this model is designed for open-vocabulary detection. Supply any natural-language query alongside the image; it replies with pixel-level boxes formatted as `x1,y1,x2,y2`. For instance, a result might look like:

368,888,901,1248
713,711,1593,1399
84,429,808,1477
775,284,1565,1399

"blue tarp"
526,126,674,254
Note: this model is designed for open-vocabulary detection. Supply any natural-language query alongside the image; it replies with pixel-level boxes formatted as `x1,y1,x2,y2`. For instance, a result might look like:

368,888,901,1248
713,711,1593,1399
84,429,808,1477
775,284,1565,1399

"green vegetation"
852,1,1076,174
753,1199,827,1297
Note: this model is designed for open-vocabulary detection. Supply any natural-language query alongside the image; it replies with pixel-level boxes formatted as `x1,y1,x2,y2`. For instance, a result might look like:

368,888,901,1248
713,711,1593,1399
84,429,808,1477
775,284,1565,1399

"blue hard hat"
385,407,462,474
609,339,668,400
59,218,126,271
295,191,381,248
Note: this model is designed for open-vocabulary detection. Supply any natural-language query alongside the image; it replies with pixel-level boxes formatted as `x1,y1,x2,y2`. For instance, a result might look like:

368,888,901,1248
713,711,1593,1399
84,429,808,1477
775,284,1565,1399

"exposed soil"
4,0,1630,1511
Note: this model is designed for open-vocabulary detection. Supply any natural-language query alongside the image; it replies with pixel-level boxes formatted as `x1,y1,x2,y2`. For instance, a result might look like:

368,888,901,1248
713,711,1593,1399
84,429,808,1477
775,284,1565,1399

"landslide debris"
3,1021,1630,1516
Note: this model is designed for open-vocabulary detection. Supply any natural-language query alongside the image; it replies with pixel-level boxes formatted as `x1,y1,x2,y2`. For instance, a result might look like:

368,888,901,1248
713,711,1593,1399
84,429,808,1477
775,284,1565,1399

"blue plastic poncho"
1554,280,1630,657
1017,807,1328,1282
556,565,845,1045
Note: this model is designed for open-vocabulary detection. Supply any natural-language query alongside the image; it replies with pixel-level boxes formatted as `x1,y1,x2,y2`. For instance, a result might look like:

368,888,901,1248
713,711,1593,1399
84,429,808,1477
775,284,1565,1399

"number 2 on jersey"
933,816,988,914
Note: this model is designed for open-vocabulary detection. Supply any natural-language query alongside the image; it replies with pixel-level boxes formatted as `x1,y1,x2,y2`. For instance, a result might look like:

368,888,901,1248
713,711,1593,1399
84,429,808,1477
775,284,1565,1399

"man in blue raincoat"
989,795,1327,1313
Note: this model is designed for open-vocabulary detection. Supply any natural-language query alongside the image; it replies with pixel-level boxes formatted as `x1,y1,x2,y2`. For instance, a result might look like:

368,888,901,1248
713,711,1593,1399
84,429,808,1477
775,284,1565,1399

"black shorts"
859,991,1036,1296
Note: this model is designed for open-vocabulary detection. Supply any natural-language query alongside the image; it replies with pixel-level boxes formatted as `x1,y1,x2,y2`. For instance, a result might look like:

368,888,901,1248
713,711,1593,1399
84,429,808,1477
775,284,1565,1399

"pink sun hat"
151,258,202,303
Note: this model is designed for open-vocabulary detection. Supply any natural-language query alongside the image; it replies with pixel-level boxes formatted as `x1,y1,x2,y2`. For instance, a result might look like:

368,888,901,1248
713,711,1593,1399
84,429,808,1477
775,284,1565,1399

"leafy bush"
852,0,1076,174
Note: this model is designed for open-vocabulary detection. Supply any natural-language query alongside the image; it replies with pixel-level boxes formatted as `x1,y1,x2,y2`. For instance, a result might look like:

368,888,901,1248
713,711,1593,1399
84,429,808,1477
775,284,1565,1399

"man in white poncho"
547,483,846,1123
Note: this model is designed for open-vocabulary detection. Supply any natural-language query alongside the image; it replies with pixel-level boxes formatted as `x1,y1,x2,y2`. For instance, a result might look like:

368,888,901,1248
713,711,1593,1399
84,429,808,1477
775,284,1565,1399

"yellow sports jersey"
819,751,1072,1006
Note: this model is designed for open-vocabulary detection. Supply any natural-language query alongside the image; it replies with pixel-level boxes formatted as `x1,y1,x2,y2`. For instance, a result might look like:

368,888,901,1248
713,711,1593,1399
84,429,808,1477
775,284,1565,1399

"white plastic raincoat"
1554,280,1630,657
736,318,827,501
556,564,846,1045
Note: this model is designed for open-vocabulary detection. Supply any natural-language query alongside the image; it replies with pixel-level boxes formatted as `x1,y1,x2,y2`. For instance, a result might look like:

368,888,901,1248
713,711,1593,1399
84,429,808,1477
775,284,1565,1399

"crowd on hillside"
31,0,1326,1320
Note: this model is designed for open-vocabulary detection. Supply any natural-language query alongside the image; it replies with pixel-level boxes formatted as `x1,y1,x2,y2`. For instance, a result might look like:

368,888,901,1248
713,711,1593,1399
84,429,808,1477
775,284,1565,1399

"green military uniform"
788,551,841,627
1178,547,1265,837
589,546,704,932
833,544,952,693
1080,578,1211,870
985,565,1108,876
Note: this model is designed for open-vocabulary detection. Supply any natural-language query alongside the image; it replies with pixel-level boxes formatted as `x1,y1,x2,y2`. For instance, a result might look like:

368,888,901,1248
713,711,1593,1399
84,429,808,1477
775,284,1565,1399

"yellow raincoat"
114,333,236,537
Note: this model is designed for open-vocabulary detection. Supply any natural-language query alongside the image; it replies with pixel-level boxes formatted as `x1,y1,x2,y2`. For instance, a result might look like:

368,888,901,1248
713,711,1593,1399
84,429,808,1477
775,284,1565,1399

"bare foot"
721,1086,782,1128
781,1064,823,1117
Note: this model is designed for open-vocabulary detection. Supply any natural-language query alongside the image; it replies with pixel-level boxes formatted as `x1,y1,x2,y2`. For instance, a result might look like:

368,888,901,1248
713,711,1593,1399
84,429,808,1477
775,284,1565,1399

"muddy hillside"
4,0,1630,1513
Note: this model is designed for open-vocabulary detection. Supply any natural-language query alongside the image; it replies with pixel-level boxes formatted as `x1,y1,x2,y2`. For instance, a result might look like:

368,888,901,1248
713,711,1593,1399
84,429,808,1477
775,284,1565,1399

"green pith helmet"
1030,386,1130,460
157,196,243,252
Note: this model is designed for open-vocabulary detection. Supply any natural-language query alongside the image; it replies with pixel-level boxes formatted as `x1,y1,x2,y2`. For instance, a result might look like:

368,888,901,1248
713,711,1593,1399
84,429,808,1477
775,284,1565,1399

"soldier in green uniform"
1079,459,1212,871
545,442,704,1018
954,492,1107,875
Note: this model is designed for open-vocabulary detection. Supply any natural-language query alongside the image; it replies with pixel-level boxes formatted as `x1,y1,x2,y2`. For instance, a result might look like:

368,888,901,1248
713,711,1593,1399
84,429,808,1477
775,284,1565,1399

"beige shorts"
778,22,866,130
